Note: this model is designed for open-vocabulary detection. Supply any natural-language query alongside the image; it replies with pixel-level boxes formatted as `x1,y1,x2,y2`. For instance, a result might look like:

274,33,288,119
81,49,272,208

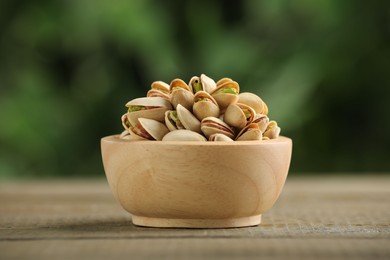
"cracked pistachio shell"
224,103,255,130
151,81,170,92
162,129,207,141
147,81,170,99
200,74,217,93
188,76,202,93
253,114,270,133
170,78,192,92
193,91,220,121
263,120,281,139
169,79,194,110
138,118,169,141
121,113,131,131
211,80,240,112
125,97,172,126
216,77,233,87
201,117,235,139
165,110,184,131
209,133,234,142
176,104,202,133
127,126,149,141
238,92,268,115
189,74,216,94
236,123,262,141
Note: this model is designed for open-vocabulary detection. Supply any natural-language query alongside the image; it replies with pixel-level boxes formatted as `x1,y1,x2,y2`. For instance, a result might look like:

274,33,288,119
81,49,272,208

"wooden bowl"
101,135,292,228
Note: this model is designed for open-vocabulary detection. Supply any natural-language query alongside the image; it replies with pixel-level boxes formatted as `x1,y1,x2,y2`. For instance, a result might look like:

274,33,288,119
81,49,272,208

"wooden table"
1,176,389,259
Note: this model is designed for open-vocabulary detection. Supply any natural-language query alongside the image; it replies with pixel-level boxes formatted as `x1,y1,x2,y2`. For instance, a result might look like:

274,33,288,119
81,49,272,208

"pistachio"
147,81,170,100
121,113,131,131
129,118,169,141
165,110,185,131
176,104,201,133
193,91,220,121
263,121,281,139
253,114,269,133
190,77,203,93
236,123,262,141
170,79,194,110
189,74,216,94
209,133,234,142
211,80,240,112
126,97,172,126
224,103,255,130
201,117,235,139
238,92,268,115
200,74,217,93
120,74,282,142
162,129,207,141
216,77,233,87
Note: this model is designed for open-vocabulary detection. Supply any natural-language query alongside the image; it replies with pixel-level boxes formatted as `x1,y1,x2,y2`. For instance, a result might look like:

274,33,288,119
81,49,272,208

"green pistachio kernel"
218,87,238,94
169,111,184,128
193,80,202,93
169,111,178,122
242,108,251,120
128,106,146,112
195,97,209,102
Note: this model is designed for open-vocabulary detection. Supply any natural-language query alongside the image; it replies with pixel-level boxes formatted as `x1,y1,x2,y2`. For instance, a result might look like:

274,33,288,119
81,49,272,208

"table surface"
0,175,389,260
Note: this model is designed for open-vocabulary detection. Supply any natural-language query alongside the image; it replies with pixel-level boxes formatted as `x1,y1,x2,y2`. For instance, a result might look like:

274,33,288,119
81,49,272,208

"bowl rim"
101,135,292,146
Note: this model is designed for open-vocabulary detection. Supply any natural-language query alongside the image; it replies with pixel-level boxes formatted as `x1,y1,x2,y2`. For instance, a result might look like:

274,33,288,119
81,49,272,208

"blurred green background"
1,0,389,178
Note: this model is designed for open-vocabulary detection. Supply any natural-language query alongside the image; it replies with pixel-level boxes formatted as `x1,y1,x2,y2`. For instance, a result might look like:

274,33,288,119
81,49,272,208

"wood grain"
0,176,389,259
101,135,292,228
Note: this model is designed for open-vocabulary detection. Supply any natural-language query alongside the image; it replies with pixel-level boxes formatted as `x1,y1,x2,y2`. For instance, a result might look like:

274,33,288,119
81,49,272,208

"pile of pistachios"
120,74,281,141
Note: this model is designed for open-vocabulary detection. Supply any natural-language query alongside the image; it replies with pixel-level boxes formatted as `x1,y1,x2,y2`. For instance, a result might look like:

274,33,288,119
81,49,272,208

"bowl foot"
131,215,262,228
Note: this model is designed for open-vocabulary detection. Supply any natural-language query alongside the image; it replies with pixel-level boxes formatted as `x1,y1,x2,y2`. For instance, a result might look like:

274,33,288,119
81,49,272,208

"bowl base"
131,215,262,228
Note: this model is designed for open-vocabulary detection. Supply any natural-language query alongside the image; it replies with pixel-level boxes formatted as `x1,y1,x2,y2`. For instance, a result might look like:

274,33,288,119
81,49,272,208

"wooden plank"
1,238,389,260
0,176,389,259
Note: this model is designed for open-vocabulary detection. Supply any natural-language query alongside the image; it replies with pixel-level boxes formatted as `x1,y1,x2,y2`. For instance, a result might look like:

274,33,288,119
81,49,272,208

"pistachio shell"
236,123,262,141
120,130,144,141
209,133,234,142
177,104,202,133
224,103,255,130
138,118,169,141
128,126,149,141
170,78,192,92
201,117,235,139
125,96,171,108
253,114,269,133
263,120,281,139
151,81,170,92
216,77,233,87
147,81,170,99
189,75,216,94
164,110,185,131
121,113,131,131
162,130,207,141
238,92,268,115
147,89,170,99
170,79,194,110
126,97,172,126
193,91,220,121
200,74,216,93
211,80,240,111
188,76,202,93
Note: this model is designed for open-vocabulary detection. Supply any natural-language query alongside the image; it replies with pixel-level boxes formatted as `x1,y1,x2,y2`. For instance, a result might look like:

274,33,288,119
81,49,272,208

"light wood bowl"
101,135,292,228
